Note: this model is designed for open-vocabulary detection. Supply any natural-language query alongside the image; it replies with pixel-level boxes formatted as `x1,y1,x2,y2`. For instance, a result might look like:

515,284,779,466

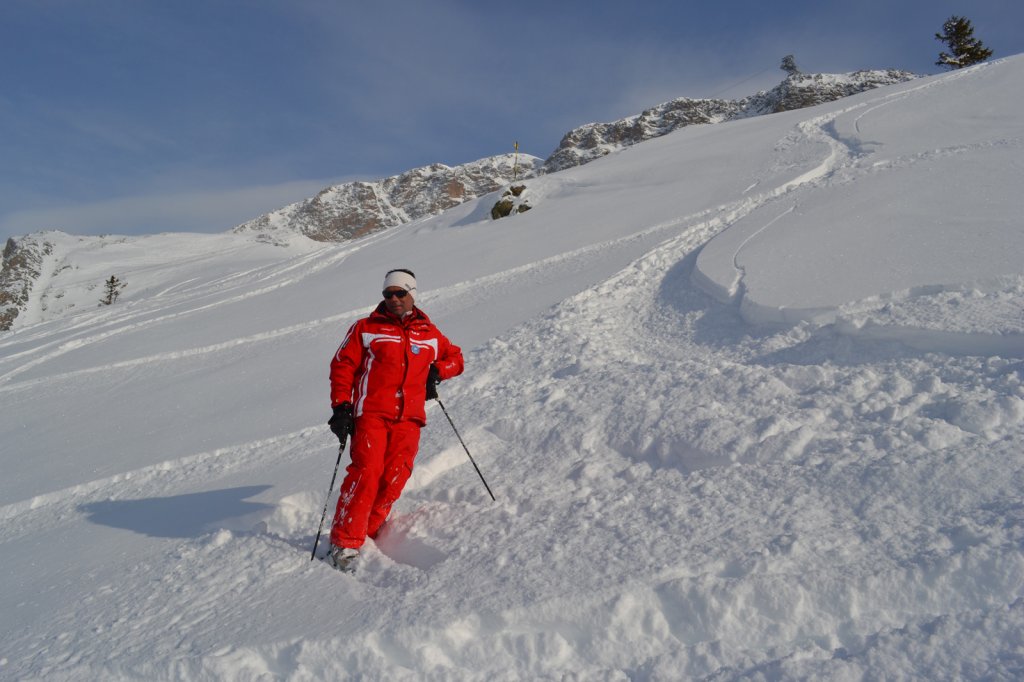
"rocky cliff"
752,69,918,113
543,69,917,172
0,235,54,331
234,71,917,242
234,153,543,244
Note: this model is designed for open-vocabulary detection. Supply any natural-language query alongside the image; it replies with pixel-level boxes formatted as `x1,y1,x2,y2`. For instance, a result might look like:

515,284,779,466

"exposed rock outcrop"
754,69,918,113
234,70,917,243
235,153,543,244
543,70,918,172
491,185,532,220
0,235,54,331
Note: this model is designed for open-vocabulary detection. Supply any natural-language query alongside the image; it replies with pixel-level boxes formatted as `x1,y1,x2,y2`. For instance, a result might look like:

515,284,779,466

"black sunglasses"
382,289,409,299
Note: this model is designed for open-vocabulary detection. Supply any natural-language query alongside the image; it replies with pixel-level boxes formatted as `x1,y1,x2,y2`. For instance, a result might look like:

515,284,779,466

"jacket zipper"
397,323,410,420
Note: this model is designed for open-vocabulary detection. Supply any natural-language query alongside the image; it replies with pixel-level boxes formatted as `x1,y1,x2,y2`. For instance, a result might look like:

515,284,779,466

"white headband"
383,270,417,297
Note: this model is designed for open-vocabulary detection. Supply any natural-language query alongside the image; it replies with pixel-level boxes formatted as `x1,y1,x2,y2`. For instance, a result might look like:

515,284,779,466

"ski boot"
326,545,359,574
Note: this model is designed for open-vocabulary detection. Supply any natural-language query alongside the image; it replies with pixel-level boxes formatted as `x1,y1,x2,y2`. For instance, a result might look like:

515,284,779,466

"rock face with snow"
755,69,919,112
543,98,745,172
543,70,917,172
0,235,54,331
234,153,543,244
233,71,917,245
490,184,532,220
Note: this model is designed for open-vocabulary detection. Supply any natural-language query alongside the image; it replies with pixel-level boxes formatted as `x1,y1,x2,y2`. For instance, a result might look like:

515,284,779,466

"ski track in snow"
712,72,946,298
1,70,985,393
0,214,699,397
400,206,1023,678
0,219,420,384
0,244,350,385
695,63,1024,354
0,129,834,515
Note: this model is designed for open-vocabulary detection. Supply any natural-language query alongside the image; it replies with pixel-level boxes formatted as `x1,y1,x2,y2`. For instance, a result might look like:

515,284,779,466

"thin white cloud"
0,178,357,241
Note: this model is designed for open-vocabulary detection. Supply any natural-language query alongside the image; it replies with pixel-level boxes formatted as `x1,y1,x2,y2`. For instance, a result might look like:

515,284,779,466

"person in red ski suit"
325,268,464,572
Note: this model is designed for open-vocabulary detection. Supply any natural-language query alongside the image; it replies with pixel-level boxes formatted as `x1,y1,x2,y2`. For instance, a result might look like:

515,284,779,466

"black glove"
328,402,354,442
426,364,441,401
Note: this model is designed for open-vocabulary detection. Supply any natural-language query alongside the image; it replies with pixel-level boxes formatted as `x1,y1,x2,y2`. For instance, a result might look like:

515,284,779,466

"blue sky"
2,0,1022,241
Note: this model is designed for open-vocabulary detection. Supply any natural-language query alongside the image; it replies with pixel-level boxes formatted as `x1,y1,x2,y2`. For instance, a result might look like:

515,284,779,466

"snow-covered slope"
1,57,1022,680
692,63,1024,347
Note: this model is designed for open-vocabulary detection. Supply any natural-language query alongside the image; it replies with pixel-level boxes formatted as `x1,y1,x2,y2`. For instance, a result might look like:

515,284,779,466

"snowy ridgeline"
0,57,1022,679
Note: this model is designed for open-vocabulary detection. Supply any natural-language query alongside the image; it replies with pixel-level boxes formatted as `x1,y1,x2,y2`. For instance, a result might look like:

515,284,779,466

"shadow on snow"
79,485,274,538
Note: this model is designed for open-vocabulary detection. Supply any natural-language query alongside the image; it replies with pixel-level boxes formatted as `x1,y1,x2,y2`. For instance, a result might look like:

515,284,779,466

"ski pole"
311,437,348,560
436,397,496,501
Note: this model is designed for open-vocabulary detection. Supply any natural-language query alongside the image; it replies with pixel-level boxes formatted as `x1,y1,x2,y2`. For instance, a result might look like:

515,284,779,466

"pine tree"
935,16,993,70
100,275,126,305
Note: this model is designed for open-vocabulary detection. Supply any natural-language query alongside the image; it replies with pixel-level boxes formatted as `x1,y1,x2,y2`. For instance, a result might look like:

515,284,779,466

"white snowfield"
1,57,1022,680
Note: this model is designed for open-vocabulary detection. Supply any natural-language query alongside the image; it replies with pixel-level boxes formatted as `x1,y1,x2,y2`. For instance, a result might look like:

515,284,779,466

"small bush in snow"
99,275,126,306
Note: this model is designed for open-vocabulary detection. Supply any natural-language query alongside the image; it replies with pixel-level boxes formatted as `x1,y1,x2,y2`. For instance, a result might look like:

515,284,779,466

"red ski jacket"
330,303,464,425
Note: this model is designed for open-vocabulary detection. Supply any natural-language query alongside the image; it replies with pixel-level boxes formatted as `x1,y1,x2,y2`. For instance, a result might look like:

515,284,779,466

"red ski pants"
330,416,421,549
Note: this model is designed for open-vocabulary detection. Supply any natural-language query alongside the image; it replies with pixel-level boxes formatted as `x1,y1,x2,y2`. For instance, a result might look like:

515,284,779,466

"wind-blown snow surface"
1,58,1023,680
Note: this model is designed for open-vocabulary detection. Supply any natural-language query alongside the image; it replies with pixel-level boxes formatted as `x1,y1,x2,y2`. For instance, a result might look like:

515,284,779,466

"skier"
325,269,464,572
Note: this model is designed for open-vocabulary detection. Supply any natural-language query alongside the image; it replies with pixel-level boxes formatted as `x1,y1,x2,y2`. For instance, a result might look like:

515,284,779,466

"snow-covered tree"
935,16,993,70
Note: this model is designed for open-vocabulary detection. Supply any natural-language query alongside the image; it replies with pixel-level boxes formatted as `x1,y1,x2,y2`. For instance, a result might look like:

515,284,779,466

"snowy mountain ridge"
232,152,544,245
542,69,917,171
232,70,920,245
